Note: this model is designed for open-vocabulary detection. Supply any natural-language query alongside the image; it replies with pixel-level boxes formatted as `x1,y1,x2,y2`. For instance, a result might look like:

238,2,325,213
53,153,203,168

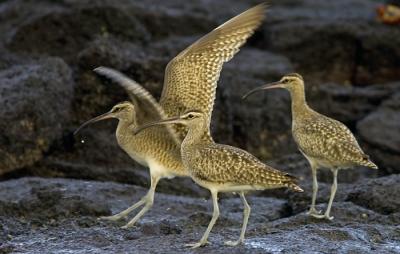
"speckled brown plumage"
243,73,378,220
176,112,301,192
76,4,267,230
133,110,303,248
293,112,376,170
160,3,267,141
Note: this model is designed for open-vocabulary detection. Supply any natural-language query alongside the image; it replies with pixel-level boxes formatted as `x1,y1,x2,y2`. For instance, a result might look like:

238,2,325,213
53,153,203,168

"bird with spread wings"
77,3,267,228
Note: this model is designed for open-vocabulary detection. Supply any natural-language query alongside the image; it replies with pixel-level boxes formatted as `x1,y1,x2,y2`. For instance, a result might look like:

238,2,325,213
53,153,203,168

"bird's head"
74,101,135,135
242,73,304,99
133,110,205,135
109,101,135,120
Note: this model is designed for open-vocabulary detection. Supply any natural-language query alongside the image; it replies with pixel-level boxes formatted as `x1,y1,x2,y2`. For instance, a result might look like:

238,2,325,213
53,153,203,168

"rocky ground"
0,0,399,253
1,177,400,253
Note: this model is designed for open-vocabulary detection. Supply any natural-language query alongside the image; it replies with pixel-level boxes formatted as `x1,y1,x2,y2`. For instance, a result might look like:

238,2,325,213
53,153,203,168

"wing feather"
160,3,267,140
94,66,181,144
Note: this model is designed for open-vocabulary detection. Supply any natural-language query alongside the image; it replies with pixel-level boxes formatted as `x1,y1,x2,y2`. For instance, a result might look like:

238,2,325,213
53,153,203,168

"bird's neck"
182,119,213,149
116,117,137,139
289,86,311,120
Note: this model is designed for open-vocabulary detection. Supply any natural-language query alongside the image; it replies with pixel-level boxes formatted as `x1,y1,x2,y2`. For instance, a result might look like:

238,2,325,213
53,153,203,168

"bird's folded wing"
160,3,267,140
94,66,181,144
191,143,289,185
296,117,362,161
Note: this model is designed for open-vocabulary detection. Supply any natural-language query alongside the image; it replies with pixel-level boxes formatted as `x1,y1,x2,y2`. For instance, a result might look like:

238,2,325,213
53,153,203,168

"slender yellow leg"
99,197,148,222
100,175,160,227
225,192,251,246
186,190,219,249
313,168,338,220
308,165,322,216
121,175,160,228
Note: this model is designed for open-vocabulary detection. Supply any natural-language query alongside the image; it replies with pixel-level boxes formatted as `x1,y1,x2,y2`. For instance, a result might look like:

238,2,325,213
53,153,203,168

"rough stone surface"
357,92,400,173
0,57,73,175
0,177,399,253
347,175,400,215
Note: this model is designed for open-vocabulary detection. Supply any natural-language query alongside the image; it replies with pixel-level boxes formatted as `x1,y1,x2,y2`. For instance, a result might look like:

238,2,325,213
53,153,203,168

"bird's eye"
187,114,194,119
282,79,289,84
113,107,122,112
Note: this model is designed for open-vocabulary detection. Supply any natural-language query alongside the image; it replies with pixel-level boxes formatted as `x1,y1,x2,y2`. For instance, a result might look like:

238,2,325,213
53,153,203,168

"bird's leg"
313,168,338,220
323,168,338,220
308,165,322,216
225,192,250,246
121,175,160,228
185,191,219,249
99,193,149,221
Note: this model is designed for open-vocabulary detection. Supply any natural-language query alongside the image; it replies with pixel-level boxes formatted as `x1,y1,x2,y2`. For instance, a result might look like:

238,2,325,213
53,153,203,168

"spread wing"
160,3,267,140
94,66,181,144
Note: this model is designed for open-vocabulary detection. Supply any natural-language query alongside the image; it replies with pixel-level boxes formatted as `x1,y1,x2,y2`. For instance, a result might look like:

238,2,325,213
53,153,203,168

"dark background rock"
0,0,399,252
0,57,73,175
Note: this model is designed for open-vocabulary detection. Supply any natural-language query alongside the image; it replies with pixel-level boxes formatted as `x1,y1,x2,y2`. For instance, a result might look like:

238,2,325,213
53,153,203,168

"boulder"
0,57,73,175
357,92,400,173
347,175,400,214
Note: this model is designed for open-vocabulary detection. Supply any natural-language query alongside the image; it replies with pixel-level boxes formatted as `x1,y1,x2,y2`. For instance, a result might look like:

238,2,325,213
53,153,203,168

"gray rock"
310,82,399,126
347,174,400,215
261,0,400,84
1,177,399,253
224,48,294,81
7,6,150,63
0,57,73,175
357,92,400,173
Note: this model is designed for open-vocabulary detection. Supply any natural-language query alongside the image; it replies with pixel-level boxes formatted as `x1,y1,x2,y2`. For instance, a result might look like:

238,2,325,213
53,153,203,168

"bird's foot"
121,221,138,229
224,239,244,246
98,214,125,221
310,213,334,220
306,207,322,216
185,240,209,249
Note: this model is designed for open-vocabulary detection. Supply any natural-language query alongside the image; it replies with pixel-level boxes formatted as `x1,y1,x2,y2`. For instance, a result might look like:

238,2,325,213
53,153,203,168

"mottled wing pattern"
293,114,369,167
94,67,181,144
160,3,267,140
188,143,296,187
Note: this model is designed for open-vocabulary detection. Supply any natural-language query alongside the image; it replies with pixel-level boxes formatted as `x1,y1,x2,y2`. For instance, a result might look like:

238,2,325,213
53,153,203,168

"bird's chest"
116,130,148,167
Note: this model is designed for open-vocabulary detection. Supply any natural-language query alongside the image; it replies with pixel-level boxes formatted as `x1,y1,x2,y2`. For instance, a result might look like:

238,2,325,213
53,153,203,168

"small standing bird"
134,110,303,248
75,3,268,228
242,73,378,220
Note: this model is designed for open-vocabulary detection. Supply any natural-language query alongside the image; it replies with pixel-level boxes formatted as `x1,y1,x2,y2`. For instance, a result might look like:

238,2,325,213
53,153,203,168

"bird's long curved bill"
74,112,113,135
242,81,283,100
133,116,182,135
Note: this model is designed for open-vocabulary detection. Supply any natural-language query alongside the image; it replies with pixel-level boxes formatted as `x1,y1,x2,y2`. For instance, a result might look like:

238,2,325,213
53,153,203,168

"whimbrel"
75,3,267,228
243,73,378,220
134,110,303,248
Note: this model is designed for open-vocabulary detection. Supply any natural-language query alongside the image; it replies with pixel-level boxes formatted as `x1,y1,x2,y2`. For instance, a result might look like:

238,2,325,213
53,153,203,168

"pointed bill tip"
93,66,107,73
241,93,251,101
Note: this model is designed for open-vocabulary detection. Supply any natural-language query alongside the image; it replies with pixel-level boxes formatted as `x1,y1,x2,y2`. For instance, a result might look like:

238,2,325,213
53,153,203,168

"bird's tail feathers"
360,155,378,169
284,173,304,192
288,182,304,192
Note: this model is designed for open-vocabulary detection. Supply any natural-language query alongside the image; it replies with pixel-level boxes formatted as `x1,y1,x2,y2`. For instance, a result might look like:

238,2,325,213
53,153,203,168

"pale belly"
147,158,177,179
300,151,353,170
